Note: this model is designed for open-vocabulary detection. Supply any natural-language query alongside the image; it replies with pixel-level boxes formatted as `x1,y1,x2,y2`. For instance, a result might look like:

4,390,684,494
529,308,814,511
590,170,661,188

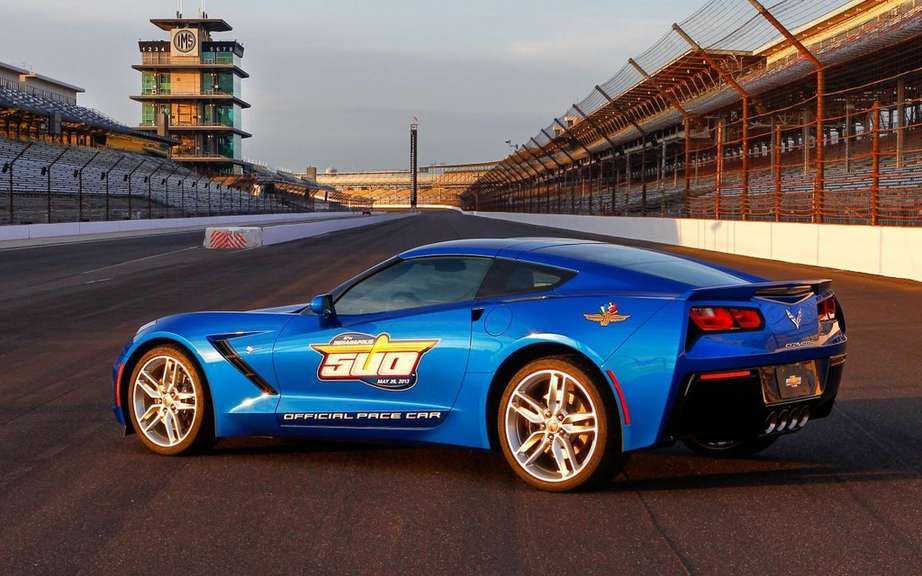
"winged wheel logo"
584,303,630,327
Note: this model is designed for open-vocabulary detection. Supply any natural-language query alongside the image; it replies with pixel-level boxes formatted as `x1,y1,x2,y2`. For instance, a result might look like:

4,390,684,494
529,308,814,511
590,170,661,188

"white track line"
80,246,199,275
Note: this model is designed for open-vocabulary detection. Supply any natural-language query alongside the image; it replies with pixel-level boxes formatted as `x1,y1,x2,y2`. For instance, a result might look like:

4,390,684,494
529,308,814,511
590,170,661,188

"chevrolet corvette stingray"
113,238,846,491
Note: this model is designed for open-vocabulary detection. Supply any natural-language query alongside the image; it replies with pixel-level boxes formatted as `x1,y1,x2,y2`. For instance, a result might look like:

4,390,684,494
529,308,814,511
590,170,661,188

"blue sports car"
113,238,846,491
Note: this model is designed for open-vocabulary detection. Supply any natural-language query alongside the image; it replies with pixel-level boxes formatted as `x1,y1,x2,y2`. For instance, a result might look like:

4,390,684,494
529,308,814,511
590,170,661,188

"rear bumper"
667,352,846,443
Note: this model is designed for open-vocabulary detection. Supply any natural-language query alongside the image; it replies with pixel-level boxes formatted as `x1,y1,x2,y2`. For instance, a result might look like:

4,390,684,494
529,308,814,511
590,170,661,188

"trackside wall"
468,213,922,284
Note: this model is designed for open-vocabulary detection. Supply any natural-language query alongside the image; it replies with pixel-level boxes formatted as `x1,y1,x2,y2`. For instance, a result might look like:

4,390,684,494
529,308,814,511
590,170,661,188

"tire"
497,356,623,492
682,436,778,458
127,344,213,456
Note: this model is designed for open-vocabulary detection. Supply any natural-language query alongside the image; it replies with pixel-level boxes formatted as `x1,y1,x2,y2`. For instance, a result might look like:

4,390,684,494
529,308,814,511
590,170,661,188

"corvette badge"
311,332,438,391
786,308,803,329
584,303,630,327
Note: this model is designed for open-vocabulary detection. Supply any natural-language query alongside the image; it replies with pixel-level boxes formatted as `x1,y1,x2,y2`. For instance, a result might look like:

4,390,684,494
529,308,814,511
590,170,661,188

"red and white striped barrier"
204,227,262,249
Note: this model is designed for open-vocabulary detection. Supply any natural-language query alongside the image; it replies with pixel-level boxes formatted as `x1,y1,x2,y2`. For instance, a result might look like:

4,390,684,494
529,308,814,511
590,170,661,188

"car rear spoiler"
686,280,833,302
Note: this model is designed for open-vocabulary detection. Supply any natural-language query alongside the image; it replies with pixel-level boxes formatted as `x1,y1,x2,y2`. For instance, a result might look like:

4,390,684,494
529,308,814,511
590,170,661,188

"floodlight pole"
747,0,825,223
673,23,753,219
410,120,418,210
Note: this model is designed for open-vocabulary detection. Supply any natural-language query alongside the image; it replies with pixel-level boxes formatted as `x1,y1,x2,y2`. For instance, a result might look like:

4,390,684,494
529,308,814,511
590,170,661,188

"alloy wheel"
132,355,198,448
504,369,599,483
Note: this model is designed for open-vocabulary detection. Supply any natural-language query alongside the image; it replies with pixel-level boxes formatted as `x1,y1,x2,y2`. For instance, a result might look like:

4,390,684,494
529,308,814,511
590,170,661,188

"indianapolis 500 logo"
310,333,438,391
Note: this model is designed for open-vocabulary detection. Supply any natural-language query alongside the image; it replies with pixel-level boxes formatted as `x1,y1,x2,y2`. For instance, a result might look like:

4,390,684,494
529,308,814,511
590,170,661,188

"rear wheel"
682,436,778,458
498,356,623,492
127,345,213,456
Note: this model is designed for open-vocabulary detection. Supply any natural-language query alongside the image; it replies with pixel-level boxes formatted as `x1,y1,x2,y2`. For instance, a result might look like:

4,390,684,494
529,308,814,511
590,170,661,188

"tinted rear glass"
478,259,574,298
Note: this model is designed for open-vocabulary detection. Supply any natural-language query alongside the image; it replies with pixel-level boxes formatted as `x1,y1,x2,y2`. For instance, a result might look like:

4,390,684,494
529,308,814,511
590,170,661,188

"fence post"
641,139,647,217
104,155,126,221
815,70,825,224
656,138,669,217
870,100,880,226
684,118,691,217
46,147,69,223
896,77,905,170
5,142,34,224
77,149,101,223
774,125,782,222
126,159,145,220
741,96,750,221
716,121,724,220
844,100,852,173
623,150,634,216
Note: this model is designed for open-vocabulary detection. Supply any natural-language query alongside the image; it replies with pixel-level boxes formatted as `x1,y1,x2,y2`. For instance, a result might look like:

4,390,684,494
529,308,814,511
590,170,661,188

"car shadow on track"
616,451,917,493
132,398,922,493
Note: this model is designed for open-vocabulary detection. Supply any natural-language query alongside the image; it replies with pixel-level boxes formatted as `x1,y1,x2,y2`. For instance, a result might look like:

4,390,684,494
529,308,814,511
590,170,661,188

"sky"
0,0,691,171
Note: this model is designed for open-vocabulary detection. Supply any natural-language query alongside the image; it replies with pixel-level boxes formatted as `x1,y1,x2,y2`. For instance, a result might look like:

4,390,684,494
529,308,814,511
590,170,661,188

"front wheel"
127,345,213,456
498,357,623,492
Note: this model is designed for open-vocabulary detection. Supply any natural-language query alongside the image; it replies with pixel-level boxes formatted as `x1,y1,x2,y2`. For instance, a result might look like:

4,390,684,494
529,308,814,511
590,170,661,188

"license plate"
760,361,822,405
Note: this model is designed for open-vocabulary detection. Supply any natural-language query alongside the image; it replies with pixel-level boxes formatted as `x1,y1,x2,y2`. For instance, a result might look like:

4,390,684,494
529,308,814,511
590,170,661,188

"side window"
477,259,575,298
335,257,492,315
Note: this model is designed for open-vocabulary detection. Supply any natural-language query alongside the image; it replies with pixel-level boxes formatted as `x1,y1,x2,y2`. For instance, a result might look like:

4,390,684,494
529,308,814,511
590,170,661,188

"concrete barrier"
205,213,416,249
469,212,922,284
0,212,361,243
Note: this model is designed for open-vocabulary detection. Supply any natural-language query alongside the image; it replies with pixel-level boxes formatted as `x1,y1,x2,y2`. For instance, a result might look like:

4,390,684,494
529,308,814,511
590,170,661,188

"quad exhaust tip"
765,406,810,435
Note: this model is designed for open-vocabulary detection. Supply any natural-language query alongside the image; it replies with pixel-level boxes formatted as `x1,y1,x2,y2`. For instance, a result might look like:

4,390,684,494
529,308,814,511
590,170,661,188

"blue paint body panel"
114,238,847,453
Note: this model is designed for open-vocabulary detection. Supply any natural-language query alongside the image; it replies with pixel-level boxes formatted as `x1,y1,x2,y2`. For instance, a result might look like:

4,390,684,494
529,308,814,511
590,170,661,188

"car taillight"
817,296,837,322
689,307,764,332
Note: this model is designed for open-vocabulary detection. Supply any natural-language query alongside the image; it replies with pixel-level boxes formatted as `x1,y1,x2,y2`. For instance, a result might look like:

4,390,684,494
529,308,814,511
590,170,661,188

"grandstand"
314,162,495,208
464,0,922,226
216,162,369,213
0,62,363,225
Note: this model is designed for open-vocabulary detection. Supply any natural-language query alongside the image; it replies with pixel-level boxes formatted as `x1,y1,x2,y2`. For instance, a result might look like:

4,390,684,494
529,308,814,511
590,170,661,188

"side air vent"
210,338,278,395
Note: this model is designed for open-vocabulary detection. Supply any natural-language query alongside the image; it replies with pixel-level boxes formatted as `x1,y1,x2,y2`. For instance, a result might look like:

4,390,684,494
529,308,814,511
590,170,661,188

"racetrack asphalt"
1,210,921,575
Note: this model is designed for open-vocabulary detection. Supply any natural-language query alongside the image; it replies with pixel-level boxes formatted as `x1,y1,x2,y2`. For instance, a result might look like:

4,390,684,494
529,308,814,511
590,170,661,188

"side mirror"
309,294,335,320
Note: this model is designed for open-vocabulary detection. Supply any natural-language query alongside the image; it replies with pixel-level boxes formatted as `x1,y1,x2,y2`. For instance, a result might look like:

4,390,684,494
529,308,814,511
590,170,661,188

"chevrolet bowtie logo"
584,303,630,327
785,308,803,329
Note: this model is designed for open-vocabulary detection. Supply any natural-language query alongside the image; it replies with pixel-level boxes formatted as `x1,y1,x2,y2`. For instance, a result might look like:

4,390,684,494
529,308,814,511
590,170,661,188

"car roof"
400,237,763,291
400,237,598,259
